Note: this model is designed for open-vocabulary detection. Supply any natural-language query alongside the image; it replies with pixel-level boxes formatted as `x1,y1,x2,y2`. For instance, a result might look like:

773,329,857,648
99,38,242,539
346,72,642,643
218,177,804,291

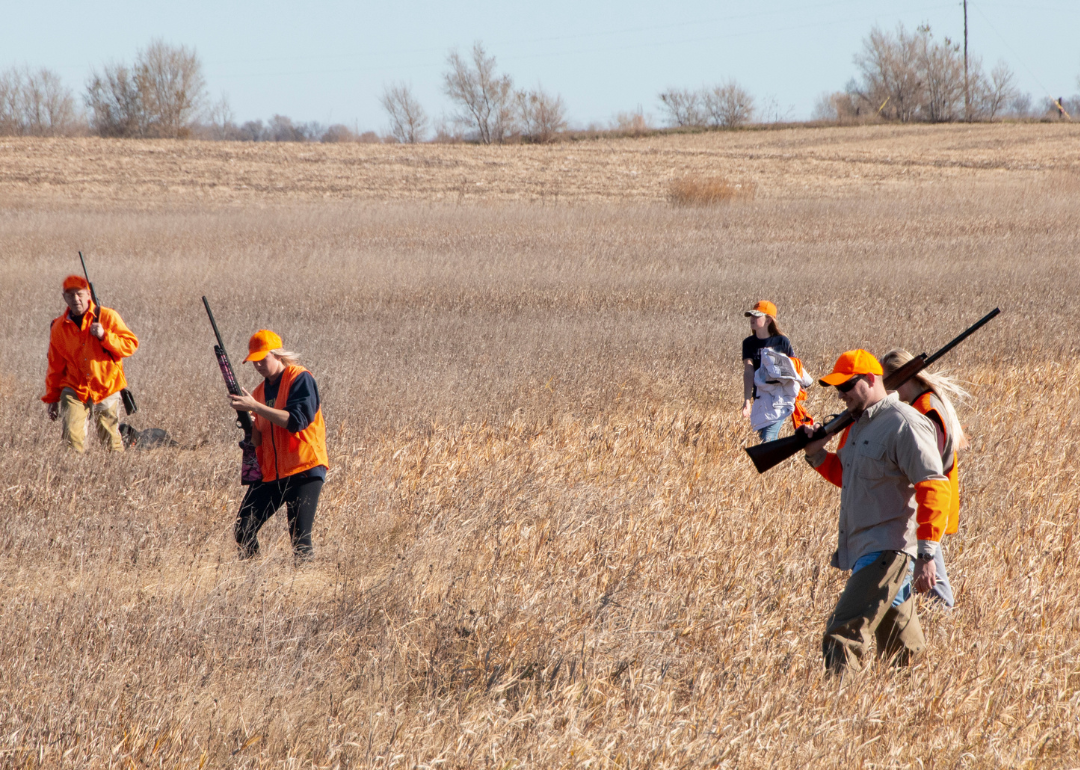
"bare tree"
917,26,965,122
86,63,145,137
0,67,79,136
0,69,19,135
611,108,650,135
702,81,754,127
22,69,77,135
86,40,206,138
380,82,428,143
136,40,206,137
516,85,567,143
206,94,234,140
443,42,516,144
1007,92,1032,117
852,24,925,122
974,60,1018,120
812,90,860,122
658,88,703,127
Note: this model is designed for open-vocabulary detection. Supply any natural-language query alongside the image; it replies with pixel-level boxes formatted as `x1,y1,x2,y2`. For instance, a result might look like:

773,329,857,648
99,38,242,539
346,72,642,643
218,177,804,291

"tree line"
1,29,1076,142
814,23,1077,122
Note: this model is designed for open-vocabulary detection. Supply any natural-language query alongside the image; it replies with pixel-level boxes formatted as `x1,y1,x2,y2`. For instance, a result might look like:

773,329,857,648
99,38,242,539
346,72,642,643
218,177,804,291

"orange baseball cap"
819,349,883,387
244,329,283,362
744,300,777,318
62,275,89,292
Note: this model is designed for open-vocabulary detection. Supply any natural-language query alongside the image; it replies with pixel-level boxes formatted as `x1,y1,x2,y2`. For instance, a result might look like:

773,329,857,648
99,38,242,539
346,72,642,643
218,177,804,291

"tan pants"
823,551,925,674
60,388,124,453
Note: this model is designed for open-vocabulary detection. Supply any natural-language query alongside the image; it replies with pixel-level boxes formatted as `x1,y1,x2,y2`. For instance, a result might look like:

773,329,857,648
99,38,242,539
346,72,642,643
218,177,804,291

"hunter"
802,349,951,674
43,275,138,452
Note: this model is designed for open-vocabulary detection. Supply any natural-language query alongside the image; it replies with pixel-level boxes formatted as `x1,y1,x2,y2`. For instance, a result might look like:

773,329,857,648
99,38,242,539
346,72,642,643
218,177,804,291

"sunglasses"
836,375,864,393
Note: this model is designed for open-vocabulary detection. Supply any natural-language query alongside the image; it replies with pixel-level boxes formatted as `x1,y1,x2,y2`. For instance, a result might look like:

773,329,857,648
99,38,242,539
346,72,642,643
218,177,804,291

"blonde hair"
881,348,970,450
270,348,300,367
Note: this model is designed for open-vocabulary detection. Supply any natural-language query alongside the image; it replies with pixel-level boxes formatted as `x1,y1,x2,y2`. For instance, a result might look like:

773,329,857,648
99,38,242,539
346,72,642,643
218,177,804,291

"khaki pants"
823,551,925,674
60,388,124,453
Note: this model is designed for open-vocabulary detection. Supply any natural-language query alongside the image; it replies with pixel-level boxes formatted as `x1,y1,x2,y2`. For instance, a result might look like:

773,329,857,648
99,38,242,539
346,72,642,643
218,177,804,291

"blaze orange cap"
744,300,777,318
244,329,283,362
819,349,883,387
62,275,89,292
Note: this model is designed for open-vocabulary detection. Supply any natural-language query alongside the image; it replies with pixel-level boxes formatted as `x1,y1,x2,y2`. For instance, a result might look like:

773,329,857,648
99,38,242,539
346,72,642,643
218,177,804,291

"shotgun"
79,251,138,415
745,308,1000,473
202,296,262,485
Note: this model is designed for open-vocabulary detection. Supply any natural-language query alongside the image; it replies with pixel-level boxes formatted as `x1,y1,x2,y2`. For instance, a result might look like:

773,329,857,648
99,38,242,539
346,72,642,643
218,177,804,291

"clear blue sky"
3,1,1078,130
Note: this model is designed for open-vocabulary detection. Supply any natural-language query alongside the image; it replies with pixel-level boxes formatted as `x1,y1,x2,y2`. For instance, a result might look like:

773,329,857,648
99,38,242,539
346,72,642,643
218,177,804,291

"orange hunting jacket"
252,365,329,482
42,302,138,404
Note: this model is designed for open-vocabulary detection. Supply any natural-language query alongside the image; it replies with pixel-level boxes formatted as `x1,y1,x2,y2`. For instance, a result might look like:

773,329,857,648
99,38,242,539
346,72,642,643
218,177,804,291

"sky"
3,0,1078,131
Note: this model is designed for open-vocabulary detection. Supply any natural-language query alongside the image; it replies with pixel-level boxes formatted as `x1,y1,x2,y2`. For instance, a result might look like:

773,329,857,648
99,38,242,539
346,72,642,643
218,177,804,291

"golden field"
1,125,1079,768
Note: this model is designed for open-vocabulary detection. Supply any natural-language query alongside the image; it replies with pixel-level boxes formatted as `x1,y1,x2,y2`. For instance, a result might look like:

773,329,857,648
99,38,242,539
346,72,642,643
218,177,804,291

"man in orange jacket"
802,350,951,675
42,275,139,452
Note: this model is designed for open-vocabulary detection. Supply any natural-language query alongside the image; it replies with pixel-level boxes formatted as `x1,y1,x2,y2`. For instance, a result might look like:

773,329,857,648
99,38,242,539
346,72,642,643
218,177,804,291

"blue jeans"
853,551,913,607
929,547,954,607
757,420,783,443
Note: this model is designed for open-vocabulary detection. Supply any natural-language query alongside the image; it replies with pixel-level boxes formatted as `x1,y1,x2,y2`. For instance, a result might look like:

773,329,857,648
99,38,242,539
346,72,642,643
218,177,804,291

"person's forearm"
742,364,754,401
250,402,291,429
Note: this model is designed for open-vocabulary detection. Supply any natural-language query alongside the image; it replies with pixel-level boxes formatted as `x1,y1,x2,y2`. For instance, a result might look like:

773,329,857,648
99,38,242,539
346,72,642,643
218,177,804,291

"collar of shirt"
856,391,899,425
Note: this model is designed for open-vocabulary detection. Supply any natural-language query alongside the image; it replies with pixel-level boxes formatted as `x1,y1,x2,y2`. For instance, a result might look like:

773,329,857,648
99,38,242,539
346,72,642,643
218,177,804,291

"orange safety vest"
789,356,814,429
912,391,960,535
252,365,329,482
42,302,138,404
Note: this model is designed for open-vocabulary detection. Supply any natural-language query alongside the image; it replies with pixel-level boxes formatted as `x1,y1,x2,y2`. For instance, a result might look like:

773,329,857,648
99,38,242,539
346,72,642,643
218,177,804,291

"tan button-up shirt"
806,393,947,570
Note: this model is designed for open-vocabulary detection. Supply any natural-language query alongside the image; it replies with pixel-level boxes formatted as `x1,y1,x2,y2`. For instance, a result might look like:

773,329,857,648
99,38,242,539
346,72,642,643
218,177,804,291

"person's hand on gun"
228,388,260,413
89,321,104,339
801,422,832,456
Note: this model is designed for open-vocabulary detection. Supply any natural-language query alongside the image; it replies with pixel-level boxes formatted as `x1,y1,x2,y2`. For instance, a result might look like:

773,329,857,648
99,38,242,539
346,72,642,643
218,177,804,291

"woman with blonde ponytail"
881,348,970,607
227,329,328,561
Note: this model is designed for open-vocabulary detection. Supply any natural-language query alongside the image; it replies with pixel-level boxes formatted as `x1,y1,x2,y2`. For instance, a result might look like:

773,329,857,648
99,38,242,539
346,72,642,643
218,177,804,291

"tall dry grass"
1,165,1079,767
668,175,755,206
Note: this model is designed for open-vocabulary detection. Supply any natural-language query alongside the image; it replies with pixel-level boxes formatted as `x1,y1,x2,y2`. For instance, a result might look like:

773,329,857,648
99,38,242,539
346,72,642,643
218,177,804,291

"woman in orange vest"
227,330,328,560
881,349,969,607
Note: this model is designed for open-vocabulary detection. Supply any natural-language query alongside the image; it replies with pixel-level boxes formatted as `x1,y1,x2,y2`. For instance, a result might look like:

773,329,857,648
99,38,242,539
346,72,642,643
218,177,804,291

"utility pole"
964,0,970,121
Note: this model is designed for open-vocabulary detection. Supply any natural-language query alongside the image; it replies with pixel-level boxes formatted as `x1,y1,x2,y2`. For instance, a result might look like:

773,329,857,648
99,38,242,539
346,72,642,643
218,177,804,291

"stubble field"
1,124,1079,768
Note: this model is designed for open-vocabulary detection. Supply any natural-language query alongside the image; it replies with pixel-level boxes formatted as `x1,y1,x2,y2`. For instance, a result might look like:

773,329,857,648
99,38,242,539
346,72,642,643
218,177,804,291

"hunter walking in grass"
43,275,138,452
227,330,328,560
802,350,952,674
741,300,809,442
881,349,970,608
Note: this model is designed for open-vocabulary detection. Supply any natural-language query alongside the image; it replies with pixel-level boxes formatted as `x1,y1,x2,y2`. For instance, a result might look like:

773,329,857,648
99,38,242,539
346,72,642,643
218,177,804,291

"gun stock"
744,308,1000,474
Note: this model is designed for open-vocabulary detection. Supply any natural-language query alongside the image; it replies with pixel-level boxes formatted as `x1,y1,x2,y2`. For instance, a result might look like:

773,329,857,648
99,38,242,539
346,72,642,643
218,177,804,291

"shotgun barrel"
744,308,1000,474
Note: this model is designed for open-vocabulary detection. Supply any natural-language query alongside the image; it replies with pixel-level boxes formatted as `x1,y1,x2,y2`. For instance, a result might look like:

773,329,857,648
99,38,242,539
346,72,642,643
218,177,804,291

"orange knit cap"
819,349,883,387
244,329,283,362
62,275,89,292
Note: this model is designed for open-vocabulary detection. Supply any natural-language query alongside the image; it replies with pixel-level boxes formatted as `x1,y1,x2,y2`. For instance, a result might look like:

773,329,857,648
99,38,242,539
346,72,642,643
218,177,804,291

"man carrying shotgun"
802,349,951,675
43,275,139,452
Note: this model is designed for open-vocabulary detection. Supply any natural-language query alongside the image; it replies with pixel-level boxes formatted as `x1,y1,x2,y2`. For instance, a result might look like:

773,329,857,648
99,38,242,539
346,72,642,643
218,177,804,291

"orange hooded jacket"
252,365,329,482
42,302,138,404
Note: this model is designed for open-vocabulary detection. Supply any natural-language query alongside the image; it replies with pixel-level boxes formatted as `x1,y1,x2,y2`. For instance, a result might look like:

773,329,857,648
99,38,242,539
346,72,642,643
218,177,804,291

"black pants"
234,475,323,558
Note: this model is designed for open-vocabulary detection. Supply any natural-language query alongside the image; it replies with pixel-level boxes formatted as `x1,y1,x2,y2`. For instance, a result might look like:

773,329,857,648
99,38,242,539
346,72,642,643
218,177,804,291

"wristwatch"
916,552,934,562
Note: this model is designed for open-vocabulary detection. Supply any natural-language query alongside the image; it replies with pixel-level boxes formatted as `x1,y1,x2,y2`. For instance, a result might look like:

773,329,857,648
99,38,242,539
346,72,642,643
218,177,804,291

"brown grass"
1,122,1079,207
669,175,756,205
1,126,1080,767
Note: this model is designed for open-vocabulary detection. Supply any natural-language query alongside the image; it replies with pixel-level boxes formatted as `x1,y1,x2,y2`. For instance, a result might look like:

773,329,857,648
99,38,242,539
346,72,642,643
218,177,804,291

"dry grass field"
1,124,1079,768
